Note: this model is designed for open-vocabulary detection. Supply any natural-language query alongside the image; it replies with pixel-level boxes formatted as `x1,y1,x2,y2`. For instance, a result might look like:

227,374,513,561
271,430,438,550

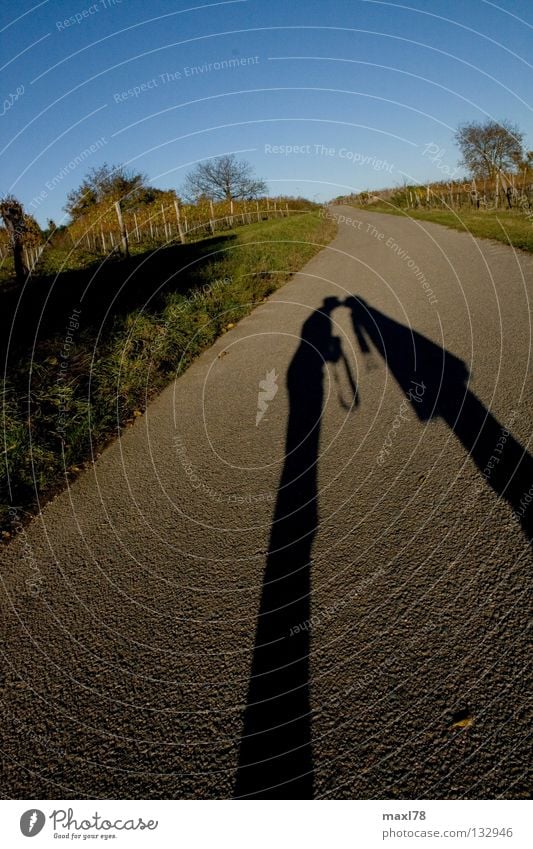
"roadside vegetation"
337,118,533,252
0,157,309,288
344,202,533,252
1,211,336,535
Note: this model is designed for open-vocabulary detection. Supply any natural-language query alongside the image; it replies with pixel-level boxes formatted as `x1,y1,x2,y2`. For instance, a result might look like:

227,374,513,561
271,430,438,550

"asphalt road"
1,207,531,800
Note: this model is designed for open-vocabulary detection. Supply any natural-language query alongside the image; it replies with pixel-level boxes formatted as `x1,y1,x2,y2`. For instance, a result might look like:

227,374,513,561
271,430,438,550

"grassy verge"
1,212,336,536
350,203,533,252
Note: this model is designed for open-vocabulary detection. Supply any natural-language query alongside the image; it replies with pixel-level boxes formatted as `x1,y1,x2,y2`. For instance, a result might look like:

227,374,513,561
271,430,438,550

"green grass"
350,203,533,252
1,212,336,535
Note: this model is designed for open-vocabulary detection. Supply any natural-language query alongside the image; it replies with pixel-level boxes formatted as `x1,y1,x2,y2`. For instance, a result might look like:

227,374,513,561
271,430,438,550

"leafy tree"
516,150,533,175
65,163,151,219
183,155,267,202
455,120,524,180
43,218,69,242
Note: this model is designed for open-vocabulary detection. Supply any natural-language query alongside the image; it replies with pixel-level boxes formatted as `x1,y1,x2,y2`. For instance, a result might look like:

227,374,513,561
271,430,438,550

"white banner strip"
1,799,531,848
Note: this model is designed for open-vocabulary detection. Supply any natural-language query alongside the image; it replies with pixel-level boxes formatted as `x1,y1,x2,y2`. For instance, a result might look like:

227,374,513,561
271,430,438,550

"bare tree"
0,196,27,284
183,155,267,202
455,119,524,181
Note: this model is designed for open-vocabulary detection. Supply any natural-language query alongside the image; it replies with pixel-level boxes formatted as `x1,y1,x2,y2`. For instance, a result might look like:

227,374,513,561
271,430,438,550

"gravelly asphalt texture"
1,207,531,800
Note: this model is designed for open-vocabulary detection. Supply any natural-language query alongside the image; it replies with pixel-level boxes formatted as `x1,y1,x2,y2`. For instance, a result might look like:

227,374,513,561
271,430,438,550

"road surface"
1,207,531,799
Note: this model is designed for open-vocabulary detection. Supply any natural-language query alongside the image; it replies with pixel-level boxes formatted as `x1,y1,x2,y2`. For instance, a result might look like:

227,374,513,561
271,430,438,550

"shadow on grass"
1,235,240,531
1,234,237,359
1,211,336,532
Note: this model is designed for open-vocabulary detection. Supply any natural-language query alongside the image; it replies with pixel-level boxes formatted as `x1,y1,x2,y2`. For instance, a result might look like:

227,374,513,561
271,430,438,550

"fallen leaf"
450,706,473,729
452,717,473,729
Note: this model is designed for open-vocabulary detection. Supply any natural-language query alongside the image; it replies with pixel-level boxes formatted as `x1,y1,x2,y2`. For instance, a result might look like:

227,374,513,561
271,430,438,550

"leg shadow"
234,297,346,799
346,297,533,543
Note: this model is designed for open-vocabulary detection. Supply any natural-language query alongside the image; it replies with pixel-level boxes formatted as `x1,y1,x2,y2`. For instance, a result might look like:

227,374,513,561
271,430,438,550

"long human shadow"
346,297,533,543
234,296,354,799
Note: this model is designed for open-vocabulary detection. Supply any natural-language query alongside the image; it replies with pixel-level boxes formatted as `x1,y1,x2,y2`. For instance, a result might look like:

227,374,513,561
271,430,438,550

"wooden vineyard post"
174,200,185,243
161,204,168,240
471,178,478,208
209,199,216,234
114,200,129,257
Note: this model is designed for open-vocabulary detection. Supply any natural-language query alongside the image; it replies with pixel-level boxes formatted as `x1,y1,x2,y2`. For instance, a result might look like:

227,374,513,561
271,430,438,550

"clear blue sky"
2,0,532,225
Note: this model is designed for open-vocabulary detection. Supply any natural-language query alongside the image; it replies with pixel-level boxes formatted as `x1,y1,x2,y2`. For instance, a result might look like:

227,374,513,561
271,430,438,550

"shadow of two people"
235,295,532,799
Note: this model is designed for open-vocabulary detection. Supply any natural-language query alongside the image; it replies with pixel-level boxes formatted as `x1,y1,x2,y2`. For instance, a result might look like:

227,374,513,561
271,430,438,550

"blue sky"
1,0,532,225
